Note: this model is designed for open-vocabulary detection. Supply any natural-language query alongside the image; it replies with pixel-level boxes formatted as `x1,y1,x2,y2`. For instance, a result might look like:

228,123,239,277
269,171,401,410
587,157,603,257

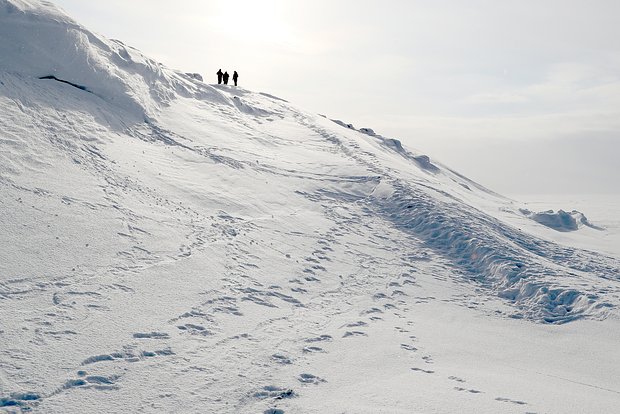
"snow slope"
1,1,620,413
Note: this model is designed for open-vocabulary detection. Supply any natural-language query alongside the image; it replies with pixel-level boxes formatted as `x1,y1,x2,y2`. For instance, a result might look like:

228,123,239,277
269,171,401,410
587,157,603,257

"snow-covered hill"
1,1,619,413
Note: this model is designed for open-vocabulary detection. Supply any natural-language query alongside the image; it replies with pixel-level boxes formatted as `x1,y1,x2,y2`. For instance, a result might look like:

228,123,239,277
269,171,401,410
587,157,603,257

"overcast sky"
52,0,620,195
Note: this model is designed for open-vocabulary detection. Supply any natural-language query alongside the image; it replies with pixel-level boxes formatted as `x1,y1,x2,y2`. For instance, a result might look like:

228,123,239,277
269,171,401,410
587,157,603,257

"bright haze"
52,0,620,194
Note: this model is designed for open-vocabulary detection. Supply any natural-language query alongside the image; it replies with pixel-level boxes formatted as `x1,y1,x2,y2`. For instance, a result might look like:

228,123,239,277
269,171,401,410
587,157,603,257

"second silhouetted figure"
233,71,239,86
216,69,223,84
223,71,230,85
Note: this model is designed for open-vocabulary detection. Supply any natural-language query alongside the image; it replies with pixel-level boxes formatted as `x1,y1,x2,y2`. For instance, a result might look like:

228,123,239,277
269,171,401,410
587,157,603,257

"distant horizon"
52,0,620,194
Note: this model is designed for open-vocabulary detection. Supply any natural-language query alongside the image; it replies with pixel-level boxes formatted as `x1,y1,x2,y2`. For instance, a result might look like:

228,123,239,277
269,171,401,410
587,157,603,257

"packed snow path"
1,1,620,413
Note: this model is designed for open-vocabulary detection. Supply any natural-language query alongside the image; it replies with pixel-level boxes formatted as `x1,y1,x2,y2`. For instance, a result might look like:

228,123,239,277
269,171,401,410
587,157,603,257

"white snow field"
1,1,620,413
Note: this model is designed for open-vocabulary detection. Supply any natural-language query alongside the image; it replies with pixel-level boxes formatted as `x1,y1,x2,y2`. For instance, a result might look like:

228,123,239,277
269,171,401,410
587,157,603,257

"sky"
52,0,620,195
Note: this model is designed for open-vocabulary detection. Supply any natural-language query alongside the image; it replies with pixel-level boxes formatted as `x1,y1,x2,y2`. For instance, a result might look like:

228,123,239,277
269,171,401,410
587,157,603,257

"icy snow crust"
2,1,620,413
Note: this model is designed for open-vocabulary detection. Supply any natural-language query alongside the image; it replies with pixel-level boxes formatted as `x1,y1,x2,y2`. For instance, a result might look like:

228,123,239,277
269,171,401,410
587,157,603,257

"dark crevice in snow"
39,75,91,93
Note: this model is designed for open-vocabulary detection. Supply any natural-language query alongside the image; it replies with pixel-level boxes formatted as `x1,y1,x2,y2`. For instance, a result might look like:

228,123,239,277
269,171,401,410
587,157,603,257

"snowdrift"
0,0,211,119
520,208,604,232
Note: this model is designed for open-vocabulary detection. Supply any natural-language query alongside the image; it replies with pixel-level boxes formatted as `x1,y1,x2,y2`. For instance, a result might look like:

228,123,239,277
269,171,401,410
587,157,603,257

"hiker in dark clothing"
216,69,223,84
233,71,239,86
223,71,230,85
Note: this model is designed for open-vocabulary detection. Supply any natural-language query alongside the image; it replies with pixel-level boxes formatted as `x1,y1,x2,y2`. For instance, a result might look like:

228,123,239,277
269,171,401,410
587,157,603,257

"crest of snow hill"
1,0,618,327
0,0,208,119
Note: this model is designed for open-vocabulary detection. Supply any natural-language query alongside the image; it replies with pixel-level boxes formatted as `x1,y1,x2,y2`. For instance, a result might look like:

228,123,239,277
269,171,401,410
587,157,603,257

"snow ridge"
0,0,217,119
303,118,619,323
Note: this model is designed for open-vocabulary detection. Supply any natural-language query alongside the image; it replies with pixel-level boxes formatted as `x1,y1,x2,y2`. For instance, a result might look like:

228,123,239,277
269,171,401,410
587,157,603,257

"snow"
519,208,603,232
1,1,620,413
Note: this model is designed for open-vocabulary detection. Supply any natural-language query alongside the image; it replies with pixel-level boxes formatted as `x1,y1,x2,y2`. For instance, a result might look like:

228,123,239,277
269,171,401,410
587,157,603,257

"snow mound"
375,186,613,324
520,208,604,232
0,0,207,118
2,3,620,412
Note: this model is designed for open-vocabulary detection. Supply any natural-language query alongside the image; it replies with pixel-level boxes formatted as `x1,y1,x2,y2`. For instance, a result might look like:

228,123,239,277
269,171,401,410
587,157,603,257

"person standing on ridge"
233,71,239,86
216,69,223,84
223,71,230,85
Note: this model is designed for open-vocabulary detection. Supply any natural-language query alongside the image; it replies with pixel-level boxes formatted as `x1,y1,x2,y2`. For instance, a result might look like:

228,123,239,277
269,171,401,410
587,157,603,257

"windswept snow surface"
1,1,620,413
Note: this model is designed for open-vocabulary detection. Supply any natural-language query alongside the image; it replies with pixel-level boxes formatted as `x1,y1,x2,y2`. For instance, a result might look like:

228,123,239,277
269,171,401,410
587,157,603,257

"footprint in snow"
411,367,435,374
495,397,527,405
454,387,483,394
340,321,368,328
361,307,383,315
63,374,119,391
304,335,332,343
81,348,174,365
342,331,367,338
271,354,292,364
0,393,40,409
298,373,326,385
177,324,211,336
212,305,243,316
264,409,285,414
133,331,169,339
253,386,295,400
302,346,325,354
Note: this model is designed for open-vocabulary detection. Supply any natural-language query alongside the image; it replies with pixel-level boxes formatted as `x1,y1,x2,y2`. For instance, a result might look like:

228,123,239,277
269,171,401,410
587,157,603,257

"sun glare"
211,0,290,44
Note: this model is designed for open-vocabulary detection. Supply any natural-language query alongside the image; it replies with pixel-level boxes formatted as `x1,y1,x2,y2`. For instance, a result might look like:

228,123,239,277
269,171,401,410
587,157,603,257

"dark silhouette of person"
216,69,223,84
233,71,239,86
223,71,230,85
